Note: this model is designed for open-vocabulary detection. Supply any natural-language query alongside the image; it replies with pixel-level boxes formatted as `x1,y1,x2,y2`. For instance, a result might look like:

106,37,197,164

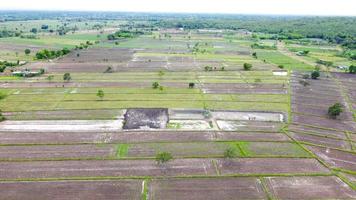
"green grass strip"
116,144,129,158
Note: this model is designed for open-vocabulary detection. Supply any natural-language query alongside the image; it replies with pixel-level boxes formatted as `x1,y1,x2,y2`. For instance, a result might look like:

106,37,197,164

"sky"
0,0,355,16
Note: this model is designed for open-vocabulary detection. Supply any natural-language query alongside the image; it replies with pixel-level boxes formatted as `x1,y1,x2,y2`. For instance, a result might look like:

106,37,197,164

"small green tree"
311,70,320,79
349,65,356,74
155,152,173,164
328,103,343,119
224,147,238,159
189,82,195,88
243,63,252,71
97,89,104,100
252,52,257,58
278,65,284,69
24,49,31,55
158,70,165,77
46,75,54,82
152,82,160,89
63,73,71,82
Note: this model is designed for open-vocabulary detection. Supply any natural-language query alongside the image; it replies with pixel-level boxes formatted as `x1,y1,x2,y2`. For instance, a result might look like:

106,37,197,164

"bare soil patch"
265,176,356,199
0,144,115,160
306,145,356,171
217,158,329,175
0,159,216,179
0,180,142,200
123,108,168,129
149,177,267,200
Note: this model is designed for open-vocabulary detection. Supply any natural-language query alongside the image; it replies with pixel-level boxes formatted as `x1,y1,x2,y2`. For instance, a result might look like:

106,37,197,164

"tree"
224,147,238,159
328,103,343,119
30,28,37,34
152,82,160,89
155,152,173,164
97,90,104,100
252,52,257,58
46,75,54,82
24,49,31,55
311,70,320,79
243,63,253,71
63,73,71,82
189,82,195,88
349,65,356,74
278,65,284,69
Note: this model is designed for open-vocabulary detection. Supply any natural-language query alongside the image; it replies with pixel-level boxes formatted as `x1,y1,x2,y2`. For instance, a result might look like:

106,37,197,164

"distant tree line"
107,30,144,40
35,48,70,60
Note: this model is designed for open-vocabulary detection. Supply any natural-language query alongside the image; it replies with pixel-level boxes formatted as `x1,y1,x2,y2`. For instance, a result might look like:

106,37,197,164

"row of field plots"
0,30,355,199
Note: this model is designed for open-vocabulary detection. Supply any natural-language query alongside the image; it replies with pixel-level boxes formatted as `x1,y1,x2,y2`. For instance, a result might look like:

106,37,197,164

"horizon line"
0,9,355,17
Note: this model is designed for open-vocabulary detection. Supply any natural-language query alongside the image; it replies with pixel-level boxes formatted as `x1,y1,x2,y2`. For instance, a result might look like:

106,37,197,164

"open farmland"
0,11,355,200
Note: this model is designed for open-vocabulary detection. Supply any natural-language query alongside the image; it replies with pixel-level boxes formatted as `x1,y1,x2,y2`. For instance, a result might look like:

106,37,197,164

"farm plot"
216,158,329,175
22,62,116,73
122,142,236,158
306,145,356,171
148,177,268,200
238,142,310,157
265,176,356,199
290,131,352,150
0,120,124,132
0,130,290,145
0,180,142,200
291,71,356,133
57,48,133,63
0,159,216,180
4,109,125,120
288,124,347,140
0,144,116,161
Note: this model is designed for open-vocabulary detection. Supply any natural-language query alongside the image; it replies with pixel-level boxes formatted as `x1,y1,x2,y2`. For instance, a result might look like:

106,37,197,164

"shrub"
189,82,195,88
349,65,356,74
158,70,165,77
328,103,343,119
46,75,54,82
243,63,252,71
152,82,160,89
155,152,173,164
224,147,238,158
63,73,71,82
104,66,113,73
302,74,310,79
299,79,310,87
311,70,320,79
278,65,284,69
24,49,31,55
97,89,104,100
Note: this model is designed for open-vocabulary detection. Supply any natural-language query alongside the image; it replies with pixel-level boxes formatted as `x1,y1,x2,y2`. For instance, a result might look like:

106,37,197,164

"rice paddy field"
0,18,355,200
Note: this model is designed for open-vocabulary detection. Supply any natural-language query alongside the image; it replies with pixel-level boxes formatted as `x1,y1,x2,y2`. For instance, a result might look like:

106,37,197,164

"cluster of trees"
0,30,20,38
192,42,211,54
204,65,225,72
74,41,95,50
107,30,144,40
0,61,19,72
35,48,70,60
251,43,277,50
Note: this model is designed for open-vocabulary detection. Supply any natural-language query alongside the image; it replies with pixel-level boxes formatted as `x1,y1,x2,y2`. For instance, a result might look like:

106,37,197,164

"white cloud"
0,0,355,16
